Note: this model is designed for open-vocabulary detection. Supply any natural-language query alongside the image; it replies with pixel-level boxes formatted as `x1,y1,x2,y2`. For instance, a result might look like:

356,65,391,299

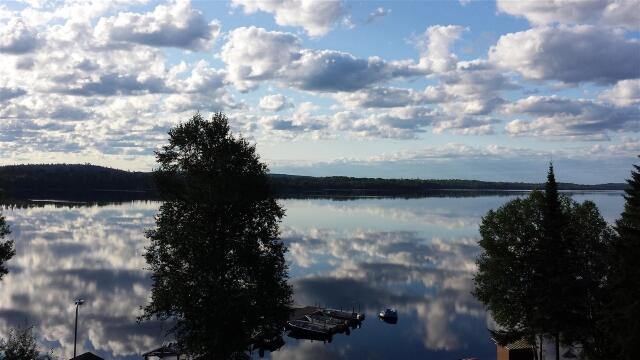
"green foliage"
601,158,640,359
0,201,14,281
0,326,39,360
140,113,292,359
473,164,613,358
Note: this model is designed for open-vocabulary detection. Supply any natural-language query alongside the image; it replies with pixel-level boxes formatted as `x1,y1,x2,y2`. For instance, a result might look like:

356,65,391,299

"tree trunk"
555,333,560,360
539,334,544,360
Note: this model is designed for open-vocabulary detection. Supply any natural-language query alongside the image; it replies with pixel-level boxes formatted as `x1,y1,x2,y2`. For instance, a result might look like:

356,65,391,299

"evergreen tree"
539,164,571,360
140,113,292,359
602,157,640,359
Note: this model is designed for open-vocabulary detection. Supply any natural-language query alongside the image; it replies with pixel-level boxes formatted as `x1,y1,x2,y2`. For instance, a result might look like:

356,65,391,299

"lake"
0,192,625,359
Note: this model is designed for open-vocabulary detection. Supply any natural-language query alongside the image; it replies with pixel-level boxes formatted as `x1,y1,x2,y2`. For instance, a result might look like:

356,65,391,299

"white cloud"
333,107,437,139
0,18,39,53
0,86,26,101
497,0,640,30
259,94,291,111
599,79,640,106
231,0,346,37
504,95,639,138
335,87,425,108
489,25,640,84
417,25,467,73
432,117,498,135
220,26,426,92
94,0,220,50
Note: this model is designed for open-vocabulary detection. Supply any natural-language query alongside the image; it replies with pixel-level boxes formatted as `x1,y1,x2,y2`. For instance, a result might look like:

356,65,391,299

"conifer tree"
603,157,640,359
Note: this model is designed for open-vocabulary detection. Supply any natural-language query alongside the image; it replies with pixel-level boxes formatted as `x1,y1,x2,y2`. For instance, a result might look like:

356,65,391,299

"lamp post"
73,299,85,359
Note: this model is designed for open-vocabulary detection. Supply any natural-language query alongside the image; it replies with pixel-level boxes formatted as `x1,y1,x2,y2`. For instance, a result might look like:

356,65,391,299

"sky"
0,0,638,183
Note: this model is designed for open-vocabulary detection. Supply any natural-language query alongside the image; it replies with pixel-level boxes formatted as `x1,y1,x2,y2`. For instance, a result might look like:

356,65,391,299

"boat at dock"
287,319,332,336
304,312,350,333
321,308,365,323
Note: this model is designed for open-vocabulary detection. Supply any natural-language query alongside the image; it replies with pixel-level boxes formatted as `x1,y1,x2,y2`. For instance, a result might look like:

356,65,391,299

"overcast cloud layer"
0,0,638,182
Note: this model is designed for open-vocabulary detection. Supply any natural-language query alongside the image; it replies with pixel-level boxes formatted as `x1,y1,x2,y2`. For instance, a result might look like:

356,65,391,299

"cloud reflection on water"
0,193,623,359
1,202,164,359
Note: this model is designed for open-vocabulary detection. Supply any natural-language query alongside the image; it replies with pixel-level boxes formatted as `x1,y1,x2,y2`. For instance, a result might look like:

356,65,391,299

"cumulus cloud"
335,87,425,108
94,0,221,50
438,60,516,115
0,86,26,101
432,117,499,135
599,79,640,106
333,107,437,139
62,73,172,96
259,94,292,111
0,18,39,54
497,0,640,30
231,0,346,37
220,26,425,92
260,102,327,133
504,95,640,138
417,25,467,73
489,25,640,84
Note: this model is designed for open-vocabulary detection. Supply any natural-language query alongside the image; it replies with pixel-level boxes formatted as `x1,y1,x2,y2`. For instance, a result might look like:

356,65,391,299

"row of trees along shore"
474,160,640,360
0,164,627,199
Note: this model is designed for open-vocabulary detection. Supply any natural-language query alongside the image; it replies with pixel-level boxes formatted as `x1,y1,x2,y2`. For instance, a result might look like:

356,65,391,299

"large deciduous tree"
140,113,292,359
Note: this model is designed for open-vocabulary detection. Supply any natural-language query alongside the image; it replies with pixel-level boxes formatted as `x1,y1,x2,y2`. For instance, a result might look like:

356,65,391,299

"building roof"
504,338,533,350
491,336,534,351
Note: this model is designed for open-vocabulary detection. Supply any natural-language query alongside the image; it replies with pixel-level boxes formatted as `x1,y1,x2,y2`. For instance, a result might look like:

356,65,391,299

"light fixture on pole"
73,299,85,359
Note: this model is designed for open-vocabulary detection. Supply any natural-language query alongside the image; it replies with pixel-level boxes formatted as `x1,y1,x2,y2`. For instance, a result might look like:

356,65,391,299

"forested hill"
0,164,153,193
0,164,627,199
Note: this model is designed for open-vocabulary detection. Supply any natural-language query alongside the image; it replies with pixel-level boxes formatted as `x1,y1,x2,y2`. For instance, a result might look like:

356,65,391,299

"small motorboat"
379,308,398,321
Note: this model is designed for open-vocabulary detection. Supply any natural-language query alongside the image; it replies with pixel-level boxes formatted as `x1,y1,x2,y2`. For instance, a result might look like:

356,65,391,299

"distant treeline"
0,164,627,200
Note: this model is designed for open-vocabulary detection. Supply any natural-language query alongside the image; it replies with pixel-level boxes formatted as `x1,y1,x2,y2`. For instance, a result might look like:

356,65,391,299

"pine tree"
540,163,568,360
603,157,640,359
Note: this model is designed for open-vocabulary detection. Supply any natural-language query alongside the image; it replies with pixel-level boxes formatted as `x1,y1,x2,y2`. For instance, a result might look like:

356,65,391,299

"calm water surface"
0,192,625,359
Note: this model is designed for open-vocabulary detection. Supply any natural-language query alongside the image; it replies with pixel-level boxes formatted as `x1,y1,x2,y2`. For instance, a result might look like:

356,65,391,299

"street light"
73,299,85,359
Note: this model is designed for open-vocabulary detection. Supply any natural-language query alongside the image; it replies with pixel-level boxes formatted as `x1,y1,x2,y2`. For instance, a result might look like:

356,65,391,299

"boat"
378,308,398,321
286,319,333,342
322,308,365,323
305,313,349,333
